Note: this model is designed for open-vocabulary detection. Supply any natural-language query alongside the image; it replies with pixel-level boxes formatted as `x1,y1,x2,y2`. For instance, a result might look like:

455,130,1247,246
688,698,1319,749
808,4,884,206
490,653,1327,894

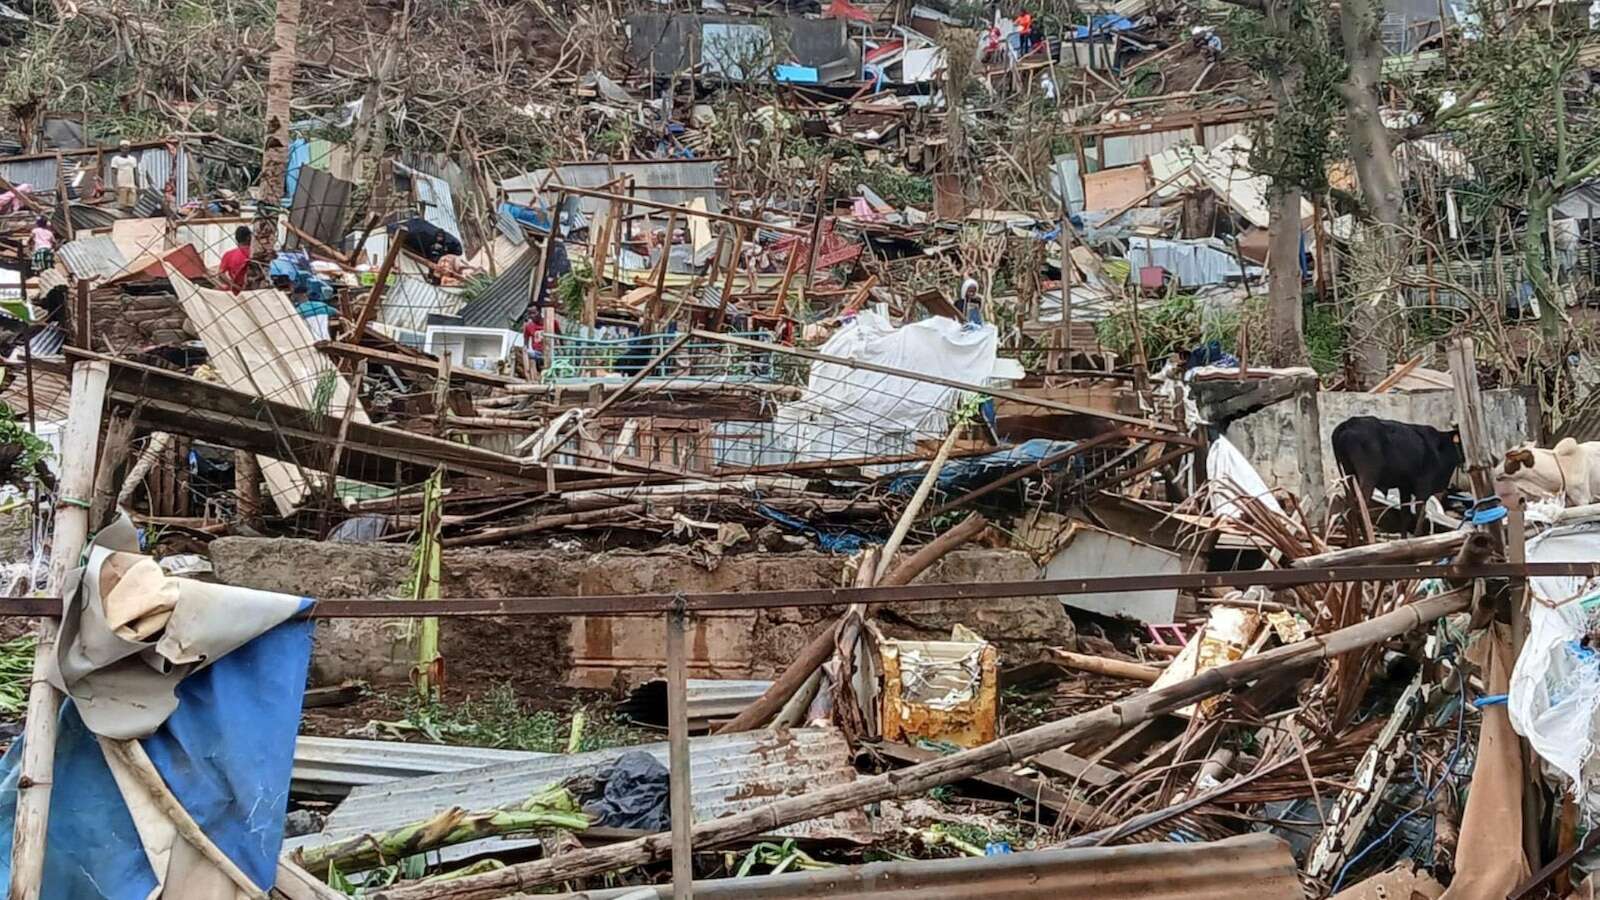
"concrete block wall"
209,540,1075,690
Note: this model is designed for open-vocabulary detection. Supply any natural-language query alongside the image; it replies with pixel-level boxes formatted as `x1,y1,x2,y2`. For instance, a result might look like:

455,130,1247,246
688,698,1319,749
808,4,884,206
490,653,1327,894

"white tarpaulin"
770,311,999,463
1509,524,1600,808
170,270,368,515
1207,434,1286,519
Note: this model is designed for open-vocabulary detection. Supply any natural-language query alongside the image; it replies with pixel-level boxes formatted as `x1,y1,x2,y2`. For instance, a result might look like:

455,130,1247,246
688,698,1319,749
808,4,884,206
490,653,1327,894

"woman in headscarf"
957,277,983,325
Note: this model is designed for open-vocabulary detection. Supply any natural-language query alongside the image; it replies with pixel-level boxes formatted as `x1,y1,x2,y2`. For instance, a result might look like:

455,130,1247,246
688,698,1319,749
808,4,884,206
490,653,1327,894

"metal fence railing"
544,330,778,383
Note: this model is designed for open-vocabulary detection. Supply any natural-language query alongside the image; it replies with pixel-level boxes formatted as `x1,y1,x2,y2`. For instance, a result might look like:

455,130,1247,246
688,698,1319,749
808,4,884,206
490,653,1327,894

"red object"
220,246,250,291
1017,11,1033,33
523,317,556,352
825,0,874,22
106,244,210,287
1138,266,1166,291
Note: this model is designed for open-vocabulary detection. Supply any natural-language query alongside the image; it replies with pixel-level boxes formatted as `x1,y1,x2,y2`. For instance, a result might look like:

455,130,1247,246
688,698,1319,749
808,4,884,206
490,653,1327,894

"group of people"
982,9,1047,64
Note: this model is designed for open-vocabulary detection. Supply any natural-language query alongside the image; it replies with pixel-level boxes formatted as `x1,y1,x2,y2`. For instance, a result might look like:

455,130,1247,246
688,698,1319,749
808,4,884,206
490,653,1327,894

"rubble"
6,0,1600,896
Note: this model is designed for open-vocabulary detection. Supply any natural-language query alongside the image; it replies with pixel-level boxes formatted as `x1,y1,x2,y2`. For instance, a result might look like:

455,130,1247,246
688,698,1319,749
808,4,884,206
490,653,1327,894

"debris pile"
4,0,1600,897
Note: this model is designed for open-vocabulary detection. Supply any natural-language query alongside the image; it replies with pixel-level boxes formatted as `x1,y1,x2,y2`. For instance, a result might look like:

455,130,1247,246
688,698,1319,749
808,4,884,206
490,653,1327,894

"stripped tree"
251,0,302,285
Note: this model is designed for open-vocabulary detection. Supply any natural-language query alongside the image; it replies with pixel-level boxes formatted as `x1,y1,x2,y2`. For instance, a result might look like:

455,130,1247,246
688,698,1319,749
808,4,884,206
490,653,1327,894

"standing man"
1016,10,1035,56
219,225,253,293
109,140,140,210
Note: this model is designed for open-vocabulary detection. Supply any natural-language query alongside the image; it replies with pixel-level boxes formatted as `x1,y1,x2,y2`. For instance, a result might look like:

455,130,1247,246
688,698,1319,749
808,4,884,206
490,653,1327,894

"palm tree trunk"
251,0,301,284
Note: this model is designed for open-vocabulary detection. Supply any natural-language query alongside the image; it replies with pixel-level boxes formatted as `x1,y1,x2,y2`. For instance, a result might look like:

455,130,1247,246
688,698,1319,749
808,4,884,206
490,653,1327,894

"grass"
370,684,651,753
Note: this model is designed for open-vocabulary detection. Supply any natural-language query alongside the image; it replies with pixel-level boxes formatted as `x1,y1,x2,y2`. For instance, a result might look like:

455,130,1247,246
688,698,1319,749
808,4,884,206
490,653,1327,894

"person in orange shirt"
1017,11,1036,56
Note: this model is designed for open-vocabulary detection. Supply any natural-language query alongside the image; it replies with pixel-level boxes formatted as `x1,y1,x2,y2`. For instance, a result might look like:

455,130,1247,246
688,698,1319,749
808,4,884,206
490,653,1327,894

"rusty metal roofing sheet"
316,727,871,844
552,833,1302,899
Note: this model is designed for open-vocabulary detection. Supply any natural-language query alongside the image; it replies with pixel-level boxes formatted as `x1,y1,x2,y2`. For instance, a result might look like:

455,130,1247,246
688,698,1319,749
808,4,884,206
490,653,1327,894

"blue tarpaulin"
1072,15,1135,40
284,137,312,205
756,503,876,554
0,608,314,899
886,439,1081,496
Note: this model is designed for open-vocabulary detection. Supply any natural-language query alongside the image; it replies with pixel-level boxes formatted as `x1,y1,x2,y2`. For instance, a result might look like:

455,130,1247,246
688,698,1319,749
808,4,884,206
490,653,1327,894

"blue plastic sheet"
886,439,1081,496
756,503,875,554
0,608,315,899
284,137,312,205
1071,15,1135,40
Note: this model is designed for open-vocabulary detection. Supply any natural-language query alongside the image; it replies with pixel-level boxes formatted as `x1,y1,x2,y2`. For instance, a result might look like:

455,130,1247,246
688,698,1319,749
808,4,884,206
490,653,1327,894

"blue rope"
1329,635,1469,892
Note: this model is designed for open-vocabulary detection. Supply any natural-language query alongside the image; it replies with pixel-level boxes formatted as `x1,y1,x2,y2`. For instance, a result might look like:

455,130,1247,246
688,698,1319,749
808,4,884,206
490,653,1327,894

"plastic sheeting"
0,613,315,899
770,311,999,463
1207,435,1286,519
885,438,1079,496
1123,237,1258,287
1509,525,1600,808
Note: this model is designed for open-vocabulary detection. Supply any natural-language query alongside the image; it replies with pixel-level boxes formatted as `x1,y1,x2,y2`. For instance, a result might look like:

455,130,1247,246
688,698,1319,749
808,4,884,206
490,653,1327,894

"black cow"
1330,416,1462,536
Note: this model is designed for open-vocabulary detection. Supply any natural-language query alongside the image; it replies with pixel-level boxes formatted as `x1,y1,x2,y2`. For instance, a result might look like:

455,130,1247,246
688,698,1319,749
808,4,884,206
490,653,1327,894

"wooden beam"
350,227,407,337
534,184,808,237
316,341,521,386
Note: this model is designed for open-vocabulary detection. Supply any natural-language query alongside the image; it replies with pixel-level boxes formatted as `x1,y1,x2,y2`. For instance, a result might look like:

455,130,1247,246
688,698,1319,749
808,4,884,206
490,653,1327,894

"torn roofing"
455,245,536,330
312,726,873,845
502,159,726,220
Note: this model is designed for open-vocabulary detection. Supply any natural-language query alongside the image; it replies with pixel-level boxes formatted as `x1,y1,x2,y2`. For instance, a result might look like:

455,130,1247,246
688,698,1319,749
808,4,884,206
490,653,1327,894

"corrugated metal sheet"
57,234,131,282
286,165,354,251
558,834,1301,899
0,158,58,191
620,678,774,730
455,245,536,329
316,727,871,843
504,159,726,219
376,275,464,332
396,160,462,241
292,736,547,798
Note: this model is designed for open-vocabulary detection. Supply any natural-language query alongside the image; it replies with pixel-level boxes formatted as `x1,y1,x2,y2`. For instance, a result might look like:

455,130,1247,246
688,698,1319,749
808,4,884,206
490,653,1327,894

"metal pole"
666,596,694,899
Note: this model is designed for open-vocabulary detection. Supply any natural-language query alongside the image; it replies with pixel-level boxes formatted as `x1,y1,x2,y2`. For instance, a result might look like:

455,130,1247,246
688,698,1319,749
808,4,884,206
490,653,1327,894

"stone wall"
91,288,193,351
209,539,1076,690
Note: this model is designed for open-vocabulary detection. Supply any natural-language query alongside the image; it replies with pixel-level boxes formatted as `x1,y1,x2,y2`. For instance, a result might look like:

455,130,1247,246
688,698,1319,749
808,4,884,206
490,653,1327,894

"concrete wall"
209,540,1075,690
1225,386,1539,502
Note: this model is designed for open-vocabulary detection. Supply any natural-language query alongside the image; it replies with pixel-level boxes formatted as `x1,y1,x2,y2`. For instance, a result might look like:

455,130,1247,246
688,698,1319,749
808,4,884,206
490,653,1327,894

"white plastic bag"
1508,524,1600,804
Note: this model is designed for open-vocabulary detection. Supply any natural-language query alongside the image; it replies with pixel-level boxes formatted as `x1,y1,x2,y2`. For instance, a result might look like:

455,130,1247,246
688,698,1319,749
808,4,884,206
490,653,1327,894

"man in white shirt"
109,140,139,209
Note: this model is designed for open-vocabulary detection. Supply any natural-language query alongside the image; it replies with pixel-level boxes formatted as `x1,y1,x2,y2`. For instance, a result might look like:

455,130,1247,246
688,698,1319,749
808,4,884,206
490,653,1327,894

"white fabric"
770,311,999,462
44,515,305,739
1207,435,1286,520
1509,525,1600,807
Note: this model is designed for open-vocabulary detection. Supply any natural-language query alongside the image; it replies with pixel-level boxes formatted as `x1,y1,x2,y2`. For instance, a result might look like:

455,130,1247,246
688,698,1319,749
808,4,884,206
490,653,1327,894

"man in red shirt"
219,225,253,292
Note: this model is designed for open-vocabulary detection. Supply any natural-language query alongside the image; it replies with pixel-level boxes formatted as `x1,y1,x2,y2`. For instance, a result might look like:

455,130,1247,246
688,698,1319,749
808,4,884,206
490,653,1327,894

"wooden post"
54,152,73,241
10,358,110,900
73,281,90,350
711,226,745,331
666,600,694,899
529,192,566,320
1448,338,1502,548
433,351,452,437
351,227,407,338
647,212,680,329
804,165,830,292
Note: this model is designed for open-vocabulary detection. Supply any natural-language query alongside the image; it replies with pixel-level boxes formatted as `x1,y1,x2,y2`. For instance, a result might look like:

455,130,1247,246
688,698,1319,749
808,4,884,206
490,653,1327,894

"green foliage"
0,404,51,477
0,635,36,716
556,259,592,321
1222,3,1346,195
372,684,650,753
1302,296,1345,376
1125,65,1162,99
1094,292,1249,363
